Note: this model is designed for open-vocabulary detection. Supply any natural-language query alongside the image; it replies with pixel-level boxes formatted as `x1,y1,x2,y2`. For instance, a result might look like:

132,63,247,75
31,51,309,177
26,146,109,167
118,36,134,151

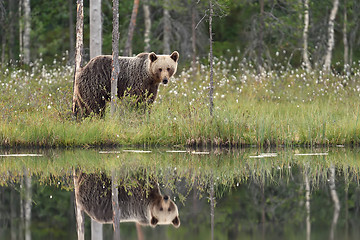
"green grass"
1,57,360,147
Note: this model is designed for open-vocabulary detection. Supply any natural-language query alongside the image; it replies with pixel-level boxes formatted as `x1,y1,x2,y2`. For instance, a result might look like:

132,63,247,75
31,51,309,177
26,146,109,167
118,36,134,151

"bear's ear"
150,216,158,227
149,52,158,62
172,216,180,228
170,51,179,62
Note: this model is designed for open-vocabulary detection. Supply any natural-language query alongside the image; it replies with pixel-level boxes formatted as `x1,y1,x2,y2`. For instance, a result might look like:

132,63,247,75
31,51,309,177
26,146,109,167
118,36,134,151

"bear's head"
149,194,180,228
149,51,179,85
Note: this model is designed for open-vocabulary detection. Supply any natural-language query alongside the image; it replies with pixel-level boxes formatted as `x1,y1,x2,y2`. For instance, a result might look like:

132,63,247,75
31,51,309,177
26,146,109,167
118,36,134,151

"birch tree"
112,171,120,239
329,165,340,240
72,0,84,118
90,0,102,59
209,174,215,240
90,0,103,233
24,169,32,240
323,0,339,72
143,0,151,52
302,0,312,73
69,0,75,63
209,0,214,116
10,189,16,240
124,0,140,56
257,0,265,73
19,0,23,62
163,0,171,54
91,219,103,240
304,167,311,240
73,170,85,240
9,0,16,62
343,0,349,75
348,1,360,66
0,0,6,65
23,0,30,64
110,0,119,116
191,0,197,75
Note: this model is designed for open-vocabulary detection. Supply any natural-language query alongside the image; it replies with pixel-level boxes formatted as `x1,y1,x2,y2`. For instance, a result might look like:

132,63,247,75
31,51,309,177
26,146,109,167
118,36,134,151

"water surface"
0,147,359,239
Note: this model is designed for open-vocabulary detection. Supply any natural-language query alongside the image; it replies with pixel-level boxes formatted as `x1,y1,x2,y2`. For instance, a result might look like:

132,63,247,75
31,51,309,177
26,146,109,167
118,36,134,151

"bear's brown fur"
74,172,180,228
73,51,179,117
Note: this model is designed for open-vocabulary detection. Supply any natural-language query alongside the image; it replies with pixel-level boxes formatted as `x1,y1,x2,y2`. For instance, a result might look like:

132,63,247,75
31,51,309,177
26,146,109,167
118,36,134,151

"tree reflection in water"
0,148,360,239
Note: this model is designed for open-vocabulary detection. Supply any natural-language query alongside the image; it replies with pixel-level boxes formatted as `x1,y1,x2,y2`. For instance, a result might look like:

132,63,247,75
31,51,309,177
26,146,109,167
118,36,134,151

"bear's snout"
163,195,169,201
162,78,168,84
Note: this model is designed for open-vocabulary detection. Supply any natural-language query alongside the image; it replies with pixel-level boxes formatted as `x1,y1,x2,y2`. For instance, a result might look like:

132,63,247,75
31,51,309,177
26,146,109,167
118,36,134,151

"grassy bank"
1,56,360,147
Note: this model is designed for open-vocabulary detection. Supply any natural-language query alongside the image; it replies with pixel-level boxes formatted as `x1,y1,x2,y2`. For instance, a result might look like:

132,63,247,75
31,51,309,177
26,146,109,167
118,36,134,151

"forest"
0,0,359,73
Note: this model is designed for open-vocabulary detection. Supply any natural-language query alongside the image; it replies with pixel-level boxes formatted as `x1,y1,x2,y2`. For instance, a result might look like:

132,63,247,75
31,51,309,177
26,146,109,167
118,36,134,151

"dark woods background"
0,0,360,72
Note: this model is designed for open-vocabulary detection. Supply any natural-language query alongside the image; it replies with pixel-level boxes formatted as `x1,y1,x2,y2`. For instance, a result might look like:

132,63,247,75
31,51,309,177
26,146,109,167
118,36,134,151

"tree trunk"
19,0,23,63
10,188,17,240
191,0,197,76
19,175,24,240
111,0,120,116
257,0,265,73
69,0,75,63
344,173,349,240
72,0,84,117
329,165,340,240
302,0,312,73
69,192,76,237
1,1,6,65
143,0,151,52
209,174,215,240
343,0,349,75
124,0,139,56
323,0,339,72
163,0,171,54
90,0,102,59
349,23,357,67
112,171,120,239
1,26,5,65
91,219,103,240
304,167,311,240
23,0,31,64
24,169,32,240
209,0,214,116
136,223,144,240
9,0,16,61
73,171,85,240
261,182,265,239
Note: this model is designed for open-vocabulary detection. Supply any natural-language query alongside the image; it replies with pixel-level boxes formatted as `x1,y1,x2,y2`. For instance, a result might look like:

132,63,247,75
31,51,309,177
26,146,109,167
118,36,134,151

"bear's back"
75,172,156,225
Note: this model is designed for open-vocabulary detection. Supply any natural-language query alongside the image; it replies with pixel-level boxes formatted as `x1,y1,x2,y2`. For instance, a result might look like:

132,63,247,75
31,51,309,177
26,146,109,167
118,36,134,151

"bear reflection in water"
74,172,180,228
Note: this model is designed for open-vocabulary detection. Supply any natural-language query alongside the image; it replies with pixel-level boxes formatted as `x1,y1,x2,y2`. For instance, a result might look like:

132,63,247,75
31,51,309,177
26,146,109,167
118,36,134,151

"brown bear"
74,171,180,228
72,51,179,117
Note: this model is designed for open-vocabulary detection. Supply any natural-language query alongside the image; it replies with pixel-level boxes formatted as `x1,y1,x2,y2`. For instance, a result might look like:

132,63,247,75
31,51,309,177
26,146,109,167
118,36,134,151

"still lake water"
0,147,360,240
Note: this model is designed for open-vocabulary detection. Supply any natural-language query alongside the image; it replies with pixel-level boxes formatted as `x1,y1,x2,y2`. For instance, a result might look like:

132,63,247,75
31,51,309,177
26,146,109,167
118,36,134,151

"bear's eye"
159,68,162,72
167,68,170,72
168,208,171,212
160,207,163,211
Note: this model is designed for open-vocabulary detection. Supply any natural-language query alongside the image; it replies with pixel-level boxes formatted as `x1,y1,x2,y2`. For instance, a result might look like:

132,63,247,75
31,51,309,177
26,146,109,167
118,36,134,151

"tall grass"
1,55,360,147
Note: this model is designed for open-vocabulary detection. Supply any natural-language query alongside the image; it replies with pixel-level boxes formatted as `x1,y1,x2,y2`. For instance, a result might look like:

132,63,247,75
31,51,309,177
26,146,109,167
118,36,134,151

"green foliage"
2,0,360,68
